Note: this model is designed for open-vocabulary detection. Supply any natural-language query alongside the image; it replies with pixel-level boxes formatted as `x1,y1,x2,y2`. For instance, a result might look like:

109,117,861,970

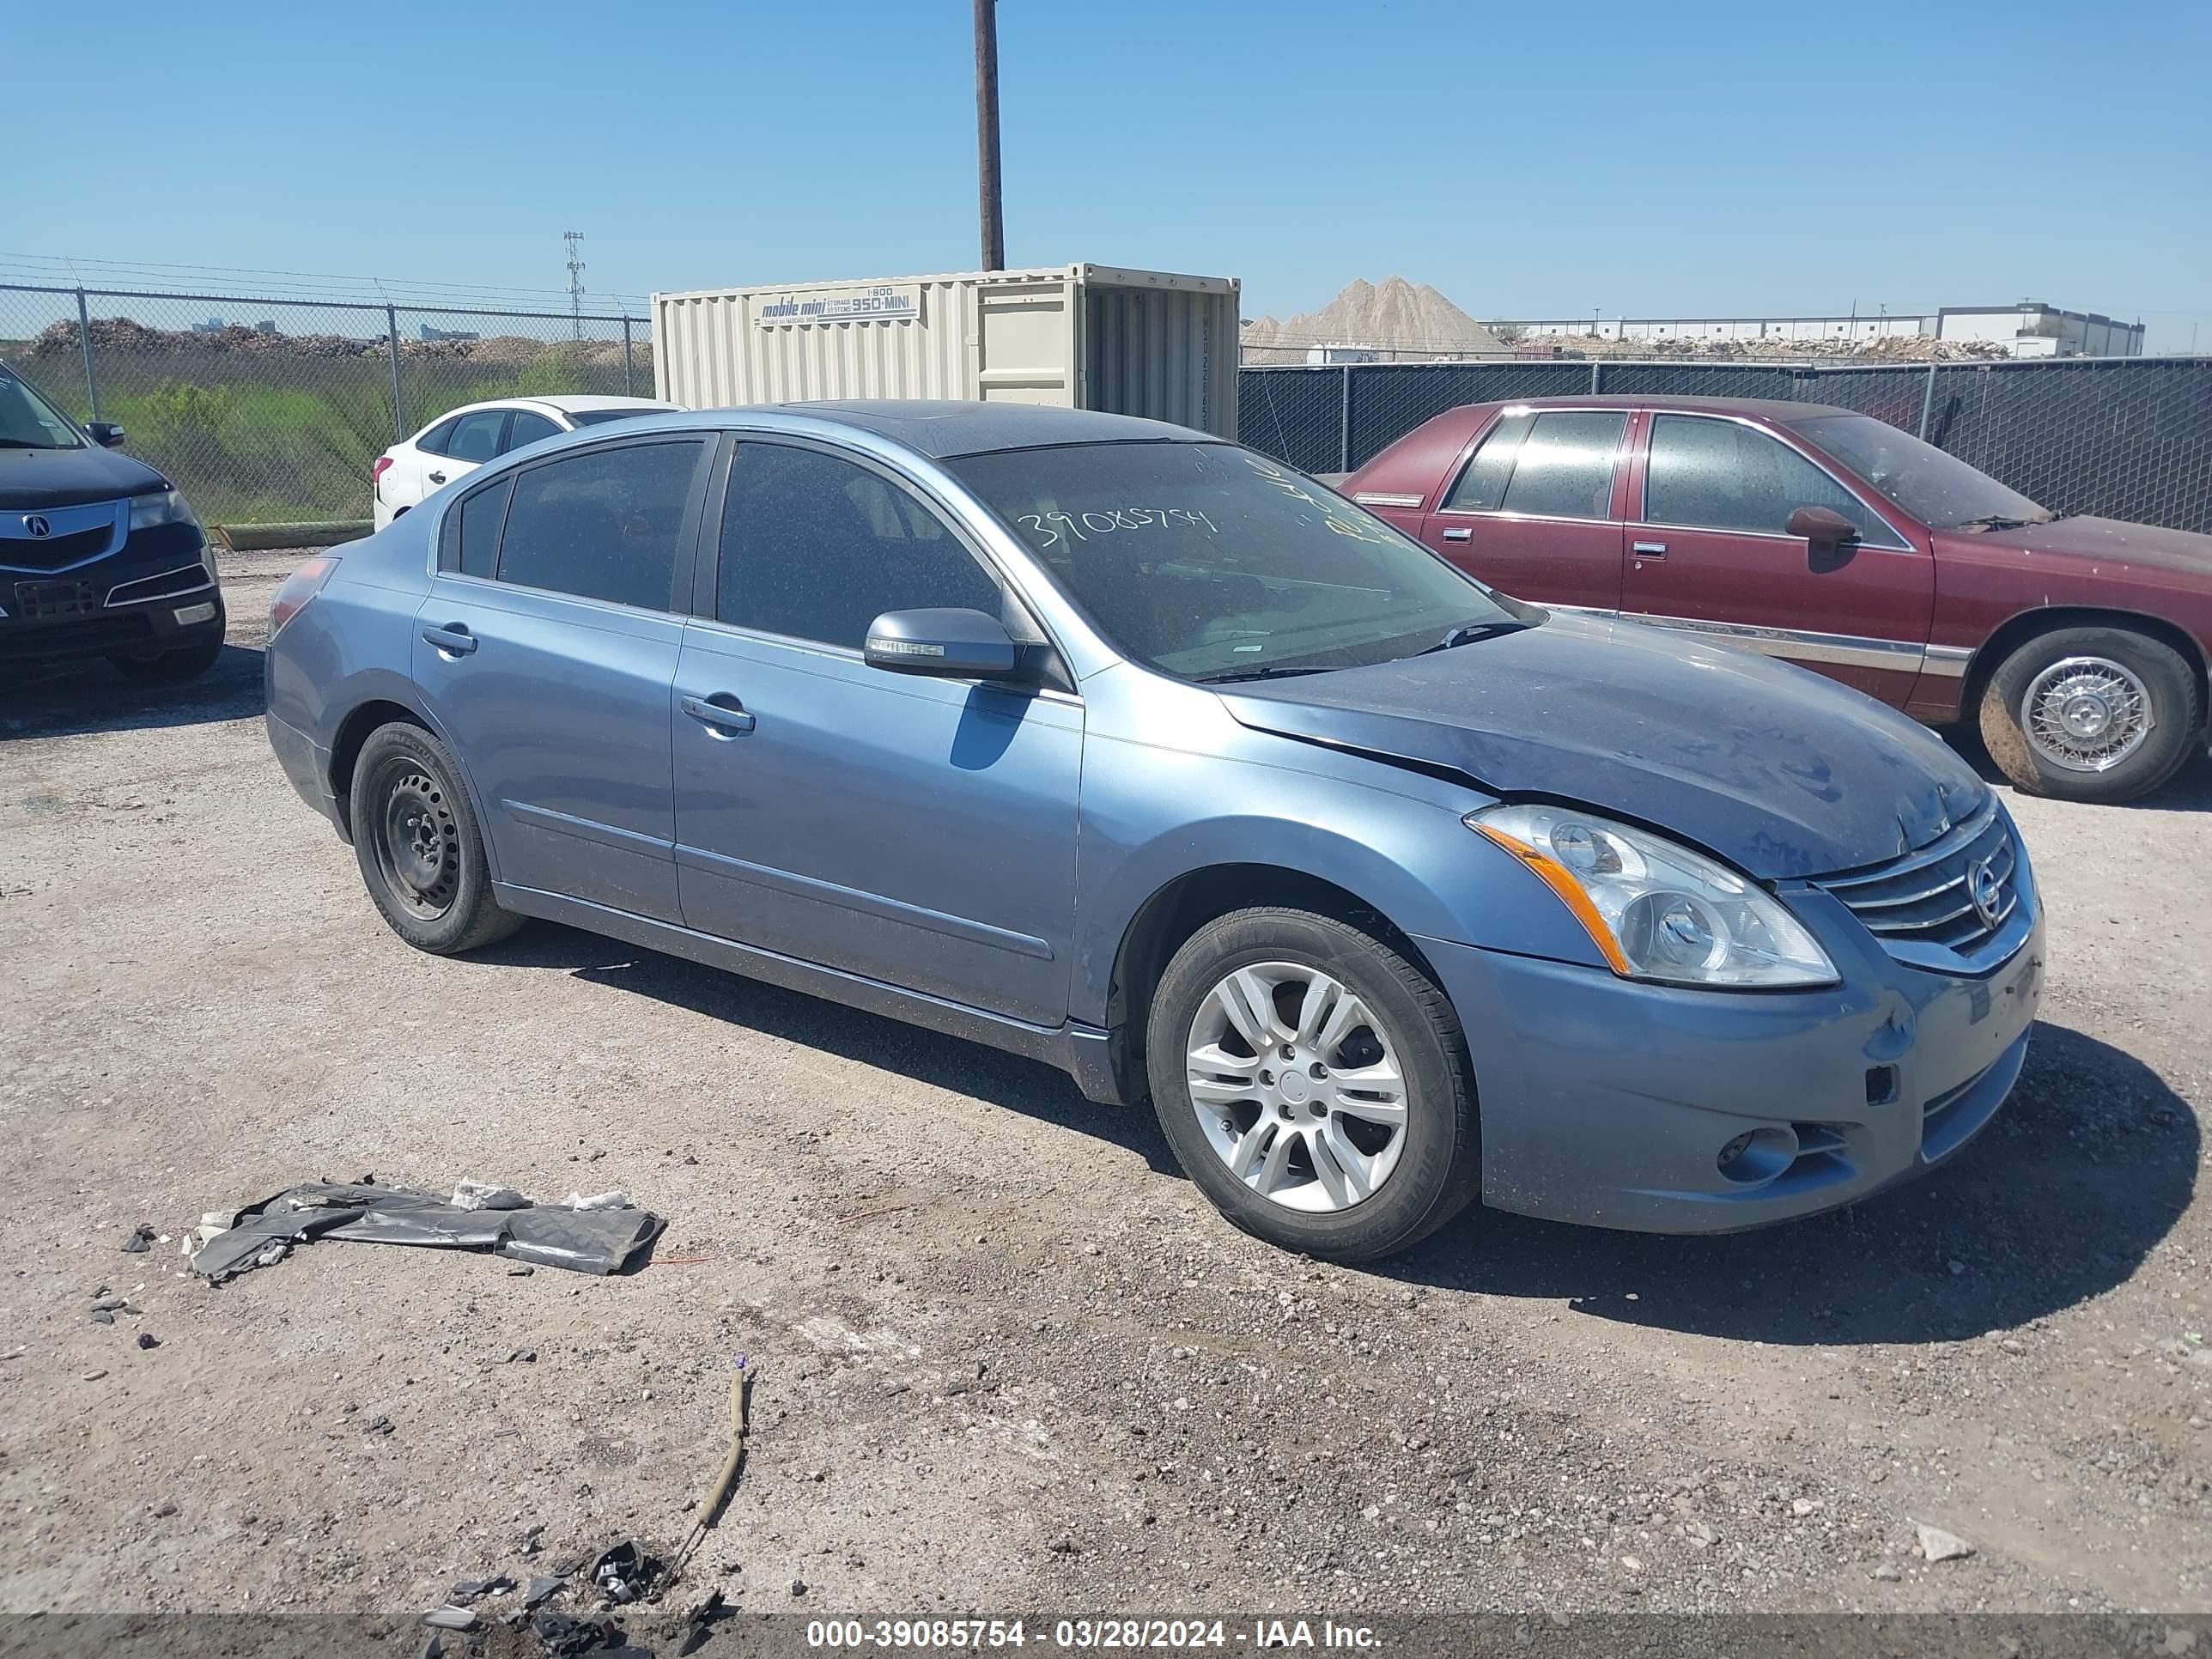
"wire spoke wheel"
2021,654,2154,773
1185,961,1409,1214
367,763,461,921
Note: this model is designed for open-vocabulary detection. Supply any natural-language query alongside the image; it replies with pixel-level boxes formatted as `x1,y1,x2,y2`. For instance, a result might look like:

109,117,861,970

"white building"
1934,303,2144,358
1507,314,1934,346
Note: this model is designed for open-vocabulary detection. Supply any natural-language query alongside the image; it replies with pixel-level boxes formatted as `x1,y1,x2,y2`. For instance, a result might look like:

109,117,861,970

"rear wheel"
1146,908,1480,1262
1978,625,2202,803
349,721,521,954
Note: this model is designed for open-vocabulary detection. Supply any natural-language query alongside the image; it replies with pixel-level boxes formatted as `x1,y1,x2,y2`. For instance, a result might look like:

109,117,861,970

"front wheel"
1978,625,2203,803
348,721,521,954
1146,908,1480,1262
108,623,225,685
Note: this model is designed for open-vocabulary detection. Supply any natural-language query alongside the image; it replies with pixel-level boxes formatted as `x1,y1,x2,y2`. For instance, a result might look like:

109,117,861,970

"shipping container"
652,264,1239,438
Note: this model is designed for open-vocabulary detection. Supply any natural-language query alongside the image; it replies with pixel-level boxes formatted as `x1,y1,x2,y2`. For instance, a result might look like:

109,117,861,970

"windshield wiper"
1952,514,2045,532
1411,620,1531,655
1194,664,1335,684
0,438,66,449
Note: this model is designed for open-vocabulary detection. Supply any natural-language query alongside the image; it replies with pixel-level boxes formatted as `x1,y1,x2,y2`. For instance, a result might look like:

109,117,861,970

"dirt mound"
1243,277,1507,363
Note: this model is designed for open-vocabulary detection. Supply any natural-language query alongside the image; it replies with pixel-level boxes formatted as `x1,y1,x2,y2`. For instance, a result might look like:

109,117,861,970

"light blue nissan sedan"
265,403,2044,1261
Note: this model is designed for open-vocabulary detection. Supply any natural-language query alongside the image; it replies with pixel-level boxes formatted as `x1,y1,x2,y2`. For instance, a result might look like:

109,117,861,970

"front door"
412,434,714,922
673,439,1082,1028
1418,407,1628,617
1620,412,1935,704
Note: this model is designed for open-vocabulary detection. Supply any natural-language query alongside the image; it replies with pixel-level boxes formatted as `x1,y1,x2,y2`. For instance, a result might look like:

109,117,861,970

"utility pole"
974,0,1005,270
564,230,586,342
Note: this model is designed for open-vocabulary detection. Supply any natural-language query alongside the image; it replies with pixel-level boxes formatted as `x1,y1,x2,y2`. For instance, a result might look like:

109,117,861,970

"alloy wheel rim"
2020,655,2154,774
373,766,460,919
1185,961,1409,1214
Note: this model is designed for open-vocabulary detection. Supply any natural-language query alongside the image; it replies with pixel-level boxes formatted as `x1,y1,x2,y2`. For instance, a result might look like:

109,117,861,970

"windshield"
568,406,676,427
947,441,1522,680
1790,414,2047,529
0,369,85,450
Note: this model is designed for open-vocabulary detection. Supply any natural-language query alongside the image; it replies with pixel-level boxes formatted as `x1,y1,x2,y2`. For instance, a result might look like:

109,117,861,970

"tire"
108,623,226,685
1978,625,2203,804
1145,907,1480,1262
348,720,522,955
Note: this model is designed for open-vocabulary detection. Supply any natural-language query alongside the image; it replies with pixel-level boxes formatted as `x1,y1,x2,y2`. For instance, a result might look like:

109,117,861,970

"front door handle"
427,470,447,485
1632,540,1668,559
1441,526,1473,544
682,693,756,738
422,623,477,656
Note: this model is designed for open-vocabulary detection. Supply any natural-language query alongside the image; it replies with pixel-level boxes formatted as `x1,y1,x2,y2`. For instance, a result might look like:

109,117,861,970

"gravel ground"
1,549,2206,1619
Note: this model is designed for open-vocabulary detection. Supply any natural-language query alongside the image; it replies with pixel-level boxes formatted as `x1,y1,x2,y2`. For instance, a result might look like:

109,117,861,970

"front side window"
1788,413,2049,530
948,441,1520,681
717,442,1003,648
0,371,84,450
447,410,508,465
1644,415,1897,543
494,441,703,610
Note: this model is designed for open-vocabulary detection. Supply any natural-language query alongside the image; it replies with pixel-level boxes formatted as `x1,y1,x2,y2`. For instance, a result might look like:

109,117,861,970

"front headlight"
129,489,198,532
1468,803,1838,989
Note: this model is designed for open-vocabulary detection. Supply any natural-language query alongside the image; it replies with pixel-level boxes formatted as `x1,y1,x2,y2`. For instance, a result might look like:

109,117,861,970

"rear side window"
717,442,1002,649
1645,415,1891,539
505,410,561,451
447,410,508,464
1443,412,1532,511
1443,410,1624,520
495,441,705,611
417,416,461,457
439,477,513,577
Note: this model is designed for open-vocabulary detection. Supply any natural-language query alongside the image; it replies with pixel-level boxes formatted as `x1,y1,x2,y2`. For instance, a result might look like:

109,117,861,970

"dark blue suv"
0,361,225,683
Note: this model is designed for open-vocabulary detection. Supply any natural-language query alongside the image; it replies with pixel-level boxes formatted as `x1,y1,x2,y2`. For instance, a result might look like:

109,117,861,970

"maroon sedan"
1342,395,2211,803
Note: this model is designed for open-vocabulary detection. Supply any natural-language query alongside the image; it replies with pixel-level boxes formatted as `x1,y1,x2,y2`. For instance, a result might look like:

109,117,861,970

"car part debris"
531,1608,624,1657
137,1332,158,1350
91,1295,126,1312
523,1575,566,1610
451,1573,516,1603
91,1310,114,1326
678,1587,728,1656
587,1538,661,1604
675,1355,755,1576
191,1182,665,1282
120,1224,155,1254
420,1606,478,1632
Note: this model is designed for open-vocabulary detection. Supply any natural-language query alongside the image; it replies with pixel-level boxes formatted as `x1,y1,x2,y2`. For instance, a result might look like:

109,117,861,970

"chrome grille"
1816,803,2029,973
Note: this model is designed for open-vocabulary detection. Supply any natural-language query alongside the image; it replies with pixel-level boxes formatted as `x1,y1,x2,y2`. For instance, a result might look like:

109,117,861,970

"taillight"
371,456,394,481
270,555,340,638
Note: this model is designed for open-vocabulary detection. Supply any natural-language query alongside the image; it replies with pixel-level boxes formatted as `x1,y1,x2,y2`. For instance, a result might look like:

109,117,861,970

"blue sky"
10,0,2209,349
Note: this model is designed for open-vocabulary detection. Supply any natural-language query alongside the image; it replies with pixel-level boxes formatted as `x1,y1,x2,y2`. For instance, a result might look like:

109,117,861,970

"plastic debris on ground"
190,1179,665,1281
589,1539,662,1604
119,1223,155,1254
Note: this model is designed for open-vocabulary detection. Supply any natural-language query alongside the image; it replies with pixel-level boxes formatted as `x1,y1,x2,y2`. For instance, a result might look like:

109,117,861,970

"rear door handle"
1632,540,1668,558
682,694,756,738
1441,526,1472,544
422,623,477,656
427,470,447,485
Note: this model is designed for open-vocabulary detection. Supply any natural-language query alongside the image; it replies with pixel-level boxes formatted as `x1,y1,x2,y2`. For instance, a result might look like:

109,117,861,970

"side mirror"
863,607,1021,681
87,422,126,448
1787,505,1860,556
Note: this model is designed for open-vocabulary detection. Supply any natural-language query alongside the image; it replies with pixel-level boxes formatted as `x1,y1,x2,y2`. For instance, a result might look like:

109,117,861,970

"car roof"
775,400,1213,459
528,394,677,414
1476,393,1853,423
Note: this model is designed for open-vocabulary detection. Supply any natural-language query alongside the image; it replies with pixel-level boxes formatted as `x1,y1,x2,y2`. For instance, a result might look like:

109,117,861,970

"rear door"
1417,408,1628,616
1620,412,1933,704
502,408,563,454
412,434,714,922
422,407,510,496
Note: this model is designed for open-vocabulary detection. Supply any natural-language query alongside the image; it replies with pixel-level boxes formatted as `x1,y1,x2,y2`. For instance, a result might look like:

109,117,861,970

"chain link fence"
1242,356,2212,533
0,283,652,526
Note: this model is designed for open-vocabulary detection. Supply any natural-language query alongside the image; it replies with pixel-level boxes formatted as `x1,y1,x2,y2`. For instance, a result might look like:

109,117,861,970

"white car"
371,395,676,528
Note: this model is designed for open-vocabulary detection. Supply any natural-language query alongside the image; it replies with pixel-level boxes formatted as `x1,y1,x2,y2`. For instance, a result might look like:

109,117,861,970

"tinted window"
948,442,1519,681
447,410,508,464
439,477,513,577
1646,416,1889,539
416,416,461,457
505,410,561,450
718,443,1002,648
1443,412,1531,511
495,441,702,610
1497,410,1625,520
570,406,676,428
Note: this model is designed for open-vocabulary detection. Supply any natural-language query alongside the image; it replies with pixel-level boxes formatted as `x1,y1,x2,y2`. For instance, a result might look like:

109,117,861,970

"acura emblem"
23,514,50,538
1967,856,2005,928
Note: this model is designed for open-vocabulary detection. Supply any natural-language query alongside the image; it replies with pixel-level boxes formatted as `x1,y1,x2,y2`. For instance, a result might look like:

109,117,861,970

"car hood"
0,442,168,511
1937,515,2212,584
1216,614,1988,880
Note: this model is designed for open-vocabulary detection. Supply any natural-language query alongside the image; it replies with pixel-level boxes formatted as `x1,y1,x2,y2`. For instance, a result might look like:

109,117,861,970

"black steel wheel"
348,721,521,954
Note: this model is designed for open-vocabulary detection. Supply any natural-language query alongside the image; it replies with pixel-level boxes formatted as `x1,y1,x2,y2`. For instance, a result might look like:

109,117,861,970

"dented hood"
1217,614,1987,880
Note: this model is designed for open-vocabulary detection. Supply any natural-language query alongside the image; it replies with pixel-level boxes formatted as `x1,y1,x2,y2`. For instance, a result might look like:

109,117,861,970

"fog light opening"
1865,1064,1899,1107
1717,1125,1799,1185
